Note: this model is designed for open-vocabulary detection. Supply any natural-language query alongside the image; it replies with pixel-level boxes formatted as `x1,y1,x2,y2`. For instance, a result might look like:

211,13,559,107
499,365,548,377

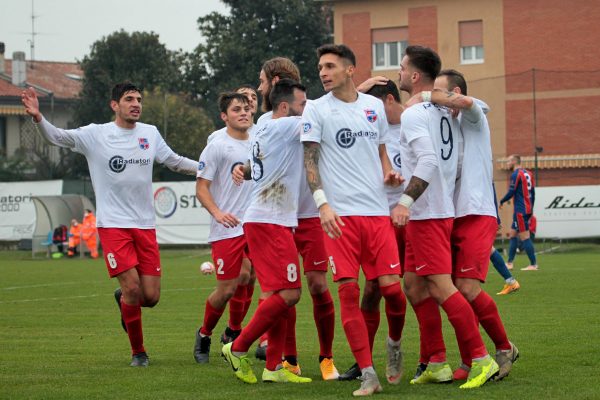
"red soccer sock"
361,308,380,353
470,291,511,351
441,291,487,360
232,293,289,353
199,299,225,337
339,282,372,369
283,305,297,358
311,290,335,358
257,297,268,344
121,300,145,355
228,284,247,331
243,283,255,320
412,296,446,363
266,310,288,371
380,282,407,342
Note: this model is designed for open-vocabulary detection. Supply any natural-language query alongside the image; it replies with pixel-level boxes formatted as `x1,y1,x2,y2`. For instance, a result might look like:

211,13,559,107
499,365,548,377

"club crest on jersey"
364,109,377,123
138,138,149,150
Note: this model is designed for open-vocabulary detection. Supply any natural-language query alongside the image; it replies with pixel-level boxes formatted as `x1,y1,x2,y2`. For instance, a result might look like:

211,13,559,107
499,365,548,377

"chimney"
12,51,27,86
0,42,5,74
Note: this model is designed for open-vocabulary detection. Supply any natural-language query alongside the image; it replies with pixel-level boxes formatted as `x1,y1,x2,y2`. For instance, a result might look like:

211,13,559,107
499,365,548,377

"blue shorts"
511,213,531,233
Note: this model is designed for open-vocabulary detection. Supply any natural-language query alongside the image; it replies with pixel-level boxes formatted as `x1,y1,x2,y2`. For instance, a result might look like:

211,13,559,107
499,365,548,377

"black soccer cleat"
338,362,362,381
255,342,267,361
194,329,211,364
413,362,428,380
114,288,127,332
220,326,242,345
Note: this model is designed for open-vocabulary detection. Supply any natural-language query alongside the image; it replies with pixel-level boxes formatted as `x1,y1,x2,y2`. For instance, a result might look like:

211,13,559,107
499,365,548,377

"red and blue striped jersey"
500,168,535,214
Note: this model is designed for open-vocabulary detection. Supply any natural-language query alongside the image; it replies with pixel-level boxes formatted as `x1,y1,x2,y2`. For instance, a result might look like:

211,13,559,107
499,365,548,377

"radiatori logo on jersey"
108,156,151,173
335,128,377,149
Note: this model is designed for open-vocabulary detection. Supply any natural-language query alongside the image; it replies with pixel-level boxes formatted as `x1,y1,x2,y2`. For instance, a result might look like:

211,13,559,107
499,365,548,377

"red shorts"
98,228,161,278
404,218,453,276
451,215,498,282
244,223,301,292
394,226,407,277
294,217,329,273
324,216,400,282
211,235,249,281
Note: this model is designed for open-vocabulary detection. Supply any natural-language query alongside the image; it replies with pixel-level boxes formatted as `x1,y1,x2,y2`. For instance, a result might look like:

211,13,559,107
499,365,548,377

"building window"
0,117,6,156
372,27,408,70
459,20,484,64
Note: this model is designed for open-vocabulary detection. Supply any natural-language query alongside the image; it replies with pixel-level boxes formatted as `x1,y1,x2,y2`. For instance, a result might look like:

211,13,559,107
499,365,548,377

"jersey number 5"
440,117,453,161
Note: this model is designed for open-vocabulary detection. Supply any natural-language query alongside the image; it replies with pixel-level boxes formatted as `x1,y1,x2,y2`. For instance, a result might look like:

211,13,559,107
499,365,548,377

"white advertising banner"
152,181,211,244
535,185,600,239
0,180,63,240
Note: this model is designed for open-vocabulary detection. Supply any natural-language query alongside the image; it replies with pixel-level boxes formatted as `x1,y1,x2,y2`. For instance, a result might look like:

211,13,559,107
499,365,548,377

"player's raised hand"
232,164,245,186
357,76,389,93
391,203,410,227
21,87,42,122
384,170,404,187
319,203,345,239
214,210,240,228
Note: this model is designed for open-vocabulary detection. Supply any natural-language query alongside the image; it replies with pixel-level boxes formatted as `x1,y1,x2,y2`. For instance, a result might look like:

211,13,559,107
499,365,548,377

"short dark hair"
111,82,141,102
269,79,306,111
217,92,249,113
404,45,441,82
366,80,401,103
509,154,521,164
439,69,468,95
317,44,356,66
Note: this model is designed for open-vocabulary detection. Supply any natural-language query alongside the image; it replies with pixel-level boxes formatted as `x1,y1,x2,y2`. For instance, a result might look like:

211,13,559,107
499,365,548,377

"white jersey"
400,102,461,220
256,109,318,219
197,132,253,242
300,92,390,216
385,123,404,211
243,116,304,227
37,118,197,228
207,125,257,144
454,99,497,218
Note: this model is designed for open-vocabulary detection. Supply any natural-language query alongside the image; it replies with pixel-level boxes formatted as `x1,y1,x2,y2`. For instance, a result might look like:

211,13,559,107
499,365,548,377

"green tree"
184,0,332,125
141,88,215,163
74,30,183,126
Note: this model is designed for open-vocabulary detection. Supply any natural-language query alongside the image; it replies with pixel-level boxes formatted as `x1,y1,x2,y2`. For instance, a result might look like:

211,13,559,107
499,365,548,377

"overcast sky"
1,0,229,62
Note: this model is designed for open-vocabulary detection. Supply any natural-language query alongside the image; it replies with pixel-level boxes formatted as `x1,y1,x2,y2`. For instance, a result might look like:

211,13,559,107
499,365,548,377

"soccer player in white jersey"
21,82,198,367
391,46,498,389
338,79,408,384
207,85,259,144
222,80,311,385
255,58,339,380
193,92,254,363
301,44,406,396
408,69,518,381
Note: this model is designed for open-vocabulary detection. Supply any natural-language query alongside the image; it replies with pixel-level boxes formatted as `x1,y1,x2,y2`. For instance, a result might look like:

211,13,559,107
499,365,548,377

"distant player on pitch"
22,82,198,367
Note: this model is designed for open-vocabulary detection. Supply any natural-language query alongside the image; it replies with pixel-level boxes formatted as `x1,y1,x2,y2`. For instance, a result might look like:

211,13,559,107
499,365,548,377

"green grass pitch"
1,243,599,399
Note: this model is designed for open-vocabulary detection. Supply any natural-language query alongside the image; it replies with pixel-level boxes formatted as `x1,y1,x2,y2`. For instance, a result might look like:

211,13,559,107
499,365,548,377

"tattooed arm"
303,142,345,238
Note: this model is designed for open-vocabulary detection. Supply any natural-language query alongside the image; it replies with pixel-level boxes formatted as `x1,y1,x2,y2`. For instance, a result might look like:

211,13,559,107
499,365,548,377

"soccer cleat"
320,357,340,381
338,362,362,381
255,341,267,361
221,342,257,384
385,337,403,384
193,330,211,364
352,369,383,397
506,262,513,270
453,363,470,380
262,367,312,383
497,280,521,295
410,362,453,384
459,355,499,389
282,360,302,376
495,342,519,380
521,265,539,271
114,288,127,332
220,326,242,345
130,352,149,367
412,363,428,380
